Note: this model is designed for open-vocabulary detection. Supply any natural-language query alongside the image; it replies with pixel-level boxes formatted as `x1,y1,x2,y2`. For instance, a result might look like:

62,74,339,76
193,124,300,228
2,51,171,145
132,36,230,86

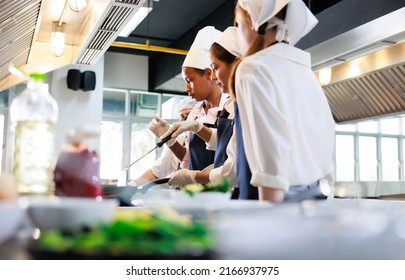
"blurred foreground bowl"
0,201,25,244
26,197,119,231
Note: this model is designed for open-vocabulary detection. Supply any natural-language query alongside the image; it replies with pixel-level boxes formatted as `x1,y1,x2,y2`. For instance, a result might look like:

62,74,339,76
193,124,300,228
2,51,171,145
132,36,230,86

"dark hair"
229,4,288,99
210,42,236,65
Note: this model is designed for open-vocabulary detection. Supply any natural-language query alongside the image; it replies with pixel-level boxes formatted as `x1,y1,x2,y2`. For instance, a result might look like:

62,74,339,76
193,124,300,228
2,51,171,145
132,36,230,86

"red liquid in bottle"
54,146,103,198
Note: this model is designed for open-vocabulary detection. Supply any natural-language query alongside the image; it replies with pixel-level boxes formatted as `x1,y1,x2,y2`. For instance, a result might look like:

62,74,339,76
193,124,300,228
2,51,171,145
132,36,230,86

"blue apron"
214,108,237,200
213,109,234,168
234,102,258,200
188,123,216,171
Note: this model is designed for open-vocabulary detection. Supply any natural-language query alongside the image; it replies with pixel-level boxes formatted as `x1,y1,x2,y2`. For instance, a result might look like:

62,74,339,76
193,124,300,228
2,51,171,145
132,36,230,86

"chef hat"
238,0,318,45
182,26,222,70
214,26,243,57
175,97,197,114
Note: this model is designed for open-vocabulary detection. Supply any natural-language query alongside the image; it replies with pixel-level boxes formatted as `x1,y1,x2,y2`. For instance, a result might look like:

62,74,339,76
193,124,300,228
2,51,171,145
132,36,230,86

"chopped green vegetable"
37,208,213,257
184,178,231,197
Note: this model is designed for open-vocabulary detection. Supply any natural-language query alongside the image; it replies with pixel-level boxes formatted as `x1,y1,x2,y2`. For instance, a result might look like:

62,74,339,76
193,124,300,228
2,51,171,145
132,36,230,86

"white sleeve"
205,128,217,150
236,62,291,191
208,129,237,187
151,133,186,178
151,145,179,178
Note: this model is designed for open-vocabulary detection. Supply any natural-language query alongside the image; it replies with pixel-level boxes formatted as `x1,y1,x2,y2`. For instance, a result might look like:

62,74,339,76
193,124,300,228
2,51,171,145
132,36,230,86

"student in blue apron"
230,0,335,203
161,27,241,196
150,26,228,174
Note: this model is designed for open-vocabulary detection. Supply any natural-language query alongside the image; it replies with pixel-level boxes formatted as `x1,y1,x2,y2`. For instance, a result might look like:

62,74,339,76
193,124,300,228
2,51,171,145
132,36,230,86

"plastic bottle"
10,73,59,196
53,126,104,199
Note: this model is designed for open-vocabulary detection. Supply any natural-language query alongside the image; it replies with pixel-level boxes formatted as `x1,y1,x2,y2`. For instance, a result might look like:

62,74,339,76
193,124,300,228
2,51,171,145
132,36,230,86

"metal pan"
102,177,170,206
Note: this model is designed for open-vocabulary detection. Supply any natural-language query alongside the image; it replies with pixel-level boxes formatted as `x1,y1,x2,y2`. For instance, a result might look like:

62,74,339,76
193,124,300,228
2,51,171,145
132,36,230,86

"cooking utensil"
103,177,170,206
117,133,174,186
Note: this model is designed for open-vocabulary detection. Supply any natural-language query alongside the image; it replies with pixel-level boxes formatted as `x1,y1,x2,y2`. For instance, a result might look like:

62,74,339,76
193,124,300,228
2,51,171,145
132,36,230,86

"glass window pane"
161,95,189,121
0,89,9,107
128,123,156,180
380,117,400,135
335,135,355,181
102,89,126,115
358,120,378,133
100,121,123,182
381,138,399,181
0,114,4,172
402,116,405,135
402,139,405,179
359,136,377,181
130,92,159,117
335,123,356,132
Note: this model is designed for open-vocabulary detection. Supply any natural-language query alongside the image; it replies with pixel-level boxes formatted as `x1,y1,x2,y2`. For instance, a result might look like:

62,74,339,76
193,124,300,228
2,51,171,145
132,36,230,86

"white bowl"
0,201,25,244
26,196,119,231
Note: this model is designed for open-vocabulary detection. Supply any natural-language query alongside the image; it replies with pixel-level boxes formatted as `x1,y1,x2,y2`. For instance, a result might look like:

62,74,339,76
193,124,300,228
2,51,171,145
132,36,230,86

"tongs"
117,133,174,186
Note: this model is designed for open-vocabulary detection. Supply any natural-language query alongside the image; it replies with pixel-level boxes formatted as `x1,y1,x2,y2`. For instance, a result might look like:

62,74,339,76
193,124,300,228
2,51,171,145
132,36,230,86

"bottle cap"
29,73,47,82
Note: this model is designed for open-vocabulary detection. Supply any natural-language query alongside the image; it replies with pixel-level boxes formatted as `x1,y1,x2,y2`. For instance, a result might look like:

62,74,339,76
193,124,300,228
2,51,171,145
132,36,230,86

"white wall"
104,52,148,90
4,52,149,173
50,58,104,155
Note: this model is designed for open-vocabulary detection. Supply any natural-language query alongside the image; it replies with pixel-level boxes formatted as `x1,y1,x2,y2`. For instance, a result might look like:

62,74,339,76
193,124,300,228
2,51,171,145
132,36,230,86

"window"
358,136,377,181
334,115,405,182
381,137,399,181
335,135,355,181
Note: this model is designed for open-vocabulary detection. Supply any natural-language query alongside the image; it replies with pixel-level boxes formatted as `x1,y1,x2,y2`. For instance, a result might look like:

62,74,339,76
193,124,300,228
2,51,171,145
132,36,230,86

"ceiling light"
119,1,153,37
319,67,332,85
68,0,88,12
51,22,66,57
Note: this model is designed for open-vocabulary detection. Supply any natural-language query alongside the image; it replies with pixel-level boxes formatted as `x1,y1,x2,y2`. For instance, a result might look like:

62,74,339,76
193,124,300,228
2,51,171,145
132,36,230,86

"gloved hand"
161,120,203,140
149,115,170,137
168,169,198,188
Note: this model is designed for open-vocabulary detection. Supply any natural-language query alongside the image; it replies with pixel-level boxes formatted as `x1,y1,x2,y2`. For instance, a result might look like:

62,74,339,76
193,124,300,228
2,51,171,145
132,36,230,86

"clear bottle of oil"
10,73,58,196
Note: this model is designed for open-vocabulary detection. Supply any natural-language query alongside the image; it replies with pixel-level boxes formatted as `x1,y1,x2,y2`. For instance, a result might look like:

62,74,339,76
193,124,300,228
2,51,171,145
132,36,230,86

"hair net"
175,97,197,114
238,0,318,45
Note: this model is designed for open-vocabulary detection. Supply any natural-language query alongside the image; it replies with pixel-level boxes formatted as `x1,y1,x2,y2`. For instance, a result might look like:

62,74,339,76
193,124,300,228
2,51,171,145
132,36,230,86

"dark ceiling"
109,0,343,57
106,0,402,94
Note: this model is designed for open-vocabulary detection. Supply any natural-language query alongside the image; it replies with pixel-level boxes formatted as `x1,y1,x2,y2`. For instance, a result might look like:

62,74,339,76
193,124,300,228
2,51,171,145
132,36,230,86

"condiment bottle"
54,126,104,199
10,73,59,196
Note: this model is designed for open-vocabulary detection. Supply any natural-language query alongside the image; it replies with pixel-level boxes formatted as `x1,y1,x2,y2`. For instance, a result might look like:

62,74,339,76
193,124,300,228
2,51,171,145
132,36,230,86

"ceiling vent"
73,0,148,65
0,0,42,80
309,7,405,72
324,62,405,123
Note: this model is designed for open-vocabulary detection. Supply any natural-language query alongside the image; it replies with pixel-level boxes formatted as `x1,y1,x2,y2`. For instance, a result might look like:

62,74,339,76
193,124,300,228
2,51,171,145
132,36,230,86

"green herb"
37,208,213,257
184,178,231,197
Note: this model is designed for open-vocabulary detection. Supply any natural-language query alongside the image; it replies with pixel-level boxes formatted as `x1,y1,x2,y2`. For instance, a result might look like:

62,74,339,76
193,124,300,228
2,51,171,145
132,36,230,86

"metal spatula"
117,133,174,186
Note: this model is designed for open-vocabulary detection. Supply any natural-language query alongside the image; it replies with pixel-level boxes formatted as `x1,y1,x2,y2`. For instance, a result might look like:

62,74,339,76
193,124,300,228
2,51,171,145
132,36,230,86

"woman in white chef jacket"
231,0,335,203
150,26,228,172
161,27,244,197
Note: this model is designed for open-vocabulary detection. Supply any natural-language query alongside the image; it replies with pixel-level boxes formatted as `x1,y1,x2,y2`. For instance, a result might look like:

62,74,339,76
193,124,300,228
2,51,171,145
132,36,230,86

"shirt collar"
264,43,311,67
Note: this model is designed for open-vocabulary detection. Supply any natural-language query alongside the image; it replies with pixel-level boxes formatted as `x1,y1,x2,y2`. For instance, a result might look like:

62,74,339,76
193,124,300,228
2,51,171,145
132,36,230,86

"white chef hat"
214,26,243,57
175,97,197,114
238,0,318,45
182,26,222,70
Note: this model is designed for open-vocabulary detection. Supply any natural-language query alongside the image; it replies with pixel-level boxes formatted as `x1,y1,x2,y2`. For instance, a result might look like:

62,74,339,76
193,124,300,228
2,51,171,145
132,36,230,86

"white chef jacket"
235,43,335,191
151,133,186,178
180,93,229,168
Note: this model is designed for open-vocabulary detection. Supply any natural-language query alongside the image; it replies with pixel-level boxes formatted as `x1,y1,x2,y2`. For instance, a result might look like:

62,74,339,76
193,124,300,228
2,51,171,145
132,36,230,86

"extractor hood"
0,0,148,91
